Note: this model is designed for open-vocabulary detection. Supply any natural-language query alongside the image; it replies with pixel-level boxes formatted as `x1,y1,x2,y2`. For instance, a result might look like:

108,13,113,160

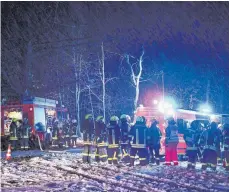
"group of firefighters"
7,113,229,171
81,113,229,171
8,117,78,150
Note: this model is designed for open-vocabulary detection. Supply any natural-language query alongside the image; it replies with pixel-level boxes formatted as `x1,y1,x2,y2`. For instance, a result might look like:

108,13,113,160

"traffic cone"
6,144,12,161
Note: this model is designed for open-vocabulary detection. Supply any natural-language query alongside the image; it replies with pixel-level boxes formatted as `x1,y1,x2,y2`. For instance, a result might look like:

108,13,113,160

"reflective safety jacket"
165,125,179,144
120,120,131,144
95,120,107,143
107,122,121,147
199,128,221,151
10,122,18,140
21,123,30,138
184,128,201,150
81,119,94,142
63,122,70,137
129,122,147,148
223,127,229,151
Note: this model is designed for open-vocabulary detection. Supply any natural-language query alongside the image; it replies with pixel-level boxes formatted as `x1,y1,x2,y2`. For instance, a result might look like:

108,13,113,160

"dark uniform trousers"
20,137,29,150
223,145,229,170
95,142,108,162
149,145,160,164
186,147,198,167
64,135,71,148
71,135,77,148
121,143,130,163
202,146,217,170
82,142,93,163
52,136,59,148
107,145,120,164
130,146,149,166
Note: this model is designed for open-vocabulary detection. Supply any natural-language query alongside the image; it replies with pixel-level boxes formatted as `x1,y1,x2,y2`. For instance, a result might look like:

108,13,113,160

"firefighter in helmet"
120,114,131,163
51,118,59,148
9,119,19,150
184,120,201,169
63,120,71,148
199,122,221,170
222,123,229,171
95,116,108,162
107,116,121,165
165,117,179,166
71,119,78,148
81,114,94,163
146,117,162,165
20,118,30,150
129,116,149,166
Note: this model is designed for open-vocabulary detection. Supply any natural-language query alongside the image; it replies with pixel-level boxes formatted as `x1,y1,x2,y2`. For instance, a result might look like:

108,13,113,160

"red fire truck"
135,100,227,156
1,97,68,150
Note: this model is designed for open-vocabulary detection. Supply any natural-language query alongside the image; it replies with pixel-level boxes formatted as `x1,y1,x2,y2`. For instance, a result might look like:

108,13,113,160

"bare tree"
125,49,145,110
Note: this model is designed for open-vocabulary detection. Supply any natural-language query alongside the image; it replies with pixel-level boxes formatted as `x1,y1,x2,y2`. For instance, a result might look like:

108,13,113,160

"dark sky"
1,1,229,114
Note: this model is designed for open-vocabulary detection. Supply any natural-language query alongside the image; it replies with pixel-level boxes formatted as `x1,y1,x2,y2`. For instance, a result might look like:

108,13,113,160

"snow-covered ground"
1,152,229,192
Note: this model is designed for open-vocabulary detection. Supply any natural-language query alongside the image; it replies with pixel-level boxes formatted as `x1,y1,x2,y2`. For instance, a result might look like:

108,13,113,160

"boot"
187,163,192,169
201,164,207,170
191,163,196,169
174,161,179,166
156,159,160,165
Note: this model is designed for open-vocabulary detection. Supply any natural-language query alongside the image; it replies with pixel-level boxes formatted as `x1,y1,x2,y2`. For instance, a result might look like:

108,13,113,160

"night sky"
1,1,229,117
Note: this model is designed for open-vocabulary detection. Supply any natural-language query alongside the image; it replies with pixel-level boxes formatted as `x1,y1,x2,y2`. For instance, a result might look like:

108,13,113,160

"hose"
37,134,44,151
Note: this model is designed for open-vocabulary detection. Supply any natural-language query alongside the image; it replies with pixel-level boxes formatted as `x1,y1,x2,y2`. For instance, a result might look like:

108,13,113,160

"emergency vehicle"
1,97,68,150
135,100,228,156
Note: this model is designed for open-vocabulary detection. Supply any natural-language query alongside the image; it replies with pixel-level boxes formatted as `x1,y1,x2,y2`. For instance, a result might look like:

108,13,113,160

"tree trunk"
101,42,106,122
75,83,81,137
127,50,144,111
88,86,96,131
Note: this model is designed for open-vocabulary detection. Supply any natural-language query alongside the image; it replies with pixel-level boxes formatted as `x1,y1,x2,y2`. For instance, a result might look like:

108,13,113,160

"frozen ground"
1,152,229,192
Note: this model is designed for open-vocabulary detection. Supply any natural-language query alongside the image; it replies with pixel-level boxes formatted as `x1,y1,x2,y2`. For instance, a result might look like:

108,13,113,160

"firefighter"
129,116,149,166
217,124,224,163
107,116,121,165
222,124,229,171
45,127,52,149
63,120,71,148
52,118,59,148
20,118,30,150
120,114,131,163
165,118,179,166
9,119,19,150
200,122,221,170
81,114,94,163
95,116,108,162
71,119,78,148
147,118,162,165
184,120,201,169
57,127,65,148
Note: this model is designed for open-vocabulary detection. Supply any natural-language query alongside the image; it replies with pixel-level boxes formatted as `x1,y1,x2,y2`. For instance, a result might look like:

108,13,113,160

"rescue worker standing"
129,116,149,166
71,119,78,147
222,124,229,171
200,122,221,170
9,119,19,150
120,114,131,163
165,118,179,166
107,116,121,165
20,118,30,150
52,118,59,147
81,114,94,163
184,120,201,169
95,116,108,162
147,118,162,165
63,120,71,148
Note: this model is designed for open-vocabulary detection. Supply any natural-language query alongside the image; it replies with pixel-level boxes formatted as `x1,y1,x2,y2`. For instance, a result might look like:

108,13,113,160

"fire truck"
1,97,68,150
135,100,228,156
